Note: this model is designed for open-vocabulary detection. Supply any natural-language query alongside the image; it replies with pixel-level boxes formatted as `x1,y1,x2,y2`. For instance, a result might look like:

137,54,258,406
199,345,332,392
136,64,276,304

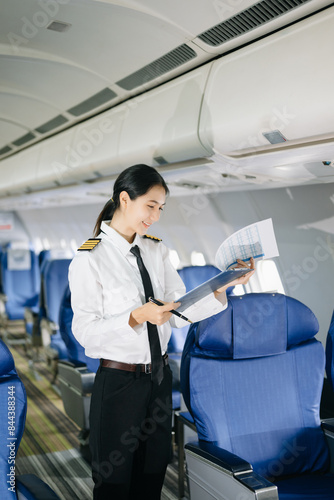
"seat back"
1,249,40,320
326,310,334,392
41,259,71,360
59,284,99,373
0,340,26,499
42,259,71,324
181,293,329,481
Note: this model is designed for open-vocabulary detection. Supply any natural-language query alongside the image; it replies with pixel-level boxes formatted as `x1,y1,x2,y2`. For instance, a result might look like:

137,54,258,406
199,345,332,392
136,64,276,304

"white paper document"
176,218,279,313
215,218,279,271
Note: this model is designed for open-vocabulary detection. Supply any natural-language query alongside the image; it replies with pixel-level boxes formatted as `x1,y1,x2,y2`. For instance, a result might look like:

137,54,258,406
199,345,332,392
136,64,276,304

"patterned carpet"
9,344,189,499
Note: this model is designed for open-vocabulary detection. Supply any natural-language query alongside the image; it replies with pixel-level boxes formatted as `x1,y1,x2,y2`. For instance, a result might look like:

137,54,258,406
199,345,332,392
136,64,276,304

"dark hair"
93,164,169,236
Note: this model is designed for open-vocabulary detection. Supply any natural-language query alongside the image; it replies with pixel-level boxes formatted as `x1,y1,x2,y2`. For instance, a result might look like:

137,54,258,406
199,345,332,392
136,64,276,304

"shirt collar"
100,221,143,256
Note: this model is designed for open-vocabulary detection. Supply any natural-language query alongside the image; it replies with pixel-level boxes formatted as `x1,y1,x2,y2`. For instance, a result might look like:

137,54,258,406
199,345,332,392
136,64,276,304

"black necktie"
130,245,164,385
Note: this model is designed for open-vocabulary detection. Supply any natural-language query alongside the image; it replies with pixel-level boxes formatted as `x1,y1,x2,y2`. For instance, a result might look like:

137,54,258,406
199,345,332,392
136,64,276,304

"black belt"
101,353,168,374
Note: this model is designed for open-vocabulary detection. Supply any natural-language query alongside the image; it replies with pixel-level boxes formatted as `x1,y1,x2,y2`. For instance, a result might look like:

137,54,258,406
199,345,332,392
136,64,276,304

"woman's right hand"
129,300,180,327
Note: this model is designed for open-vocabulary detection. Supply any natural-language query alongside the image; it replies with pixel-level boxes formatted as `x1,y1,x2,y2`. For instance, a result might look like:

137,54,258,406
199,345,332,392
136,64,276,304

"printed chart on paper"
215,219,279,271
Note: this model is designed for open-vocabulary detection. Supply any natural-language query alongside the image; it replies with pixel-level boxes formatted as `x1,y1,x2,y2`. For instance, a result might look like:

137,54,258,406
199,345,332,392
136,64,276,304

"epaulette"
143,234,162,242
77,238,101,251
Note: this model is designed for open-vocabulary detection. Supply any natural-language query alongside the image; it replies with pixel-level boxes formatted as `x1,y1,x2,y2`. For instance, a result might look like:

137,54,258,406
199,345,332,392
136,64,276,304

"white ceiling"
0,0,330,158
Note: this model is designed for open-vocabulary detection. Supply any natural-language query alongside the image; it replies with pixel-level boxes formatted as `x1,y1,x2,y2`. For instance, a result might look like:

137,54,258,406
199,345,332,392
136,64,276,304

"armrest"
322,418,334,473
176,410,196,430
24,307,39,323
40,317,58,336
185,441,278,500
17,473,61,499
186,441,252,474
58,359,87,369
322,417,334,434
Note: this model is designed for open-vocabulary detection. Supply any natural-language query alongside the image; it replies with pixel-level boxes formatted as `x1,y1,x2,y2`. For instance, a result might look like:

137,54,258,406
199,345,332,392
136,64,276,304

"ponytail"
93,198,116,237
93,164,169,237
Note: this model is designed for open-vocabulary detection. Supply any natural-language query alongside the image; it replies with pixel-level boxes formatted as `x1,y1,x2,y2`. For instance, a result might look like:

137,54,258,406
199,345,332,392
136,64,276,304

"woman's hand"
129,300,180,328
214,257,256,298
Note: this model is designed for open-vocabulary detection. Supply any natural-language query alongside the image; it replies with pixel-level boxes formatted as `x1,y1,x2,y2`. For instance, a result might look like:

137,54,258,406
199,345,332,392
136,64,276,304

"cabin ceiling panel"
0,57,109,110
0,92,61,131
0,0,329,164
0,0,190,81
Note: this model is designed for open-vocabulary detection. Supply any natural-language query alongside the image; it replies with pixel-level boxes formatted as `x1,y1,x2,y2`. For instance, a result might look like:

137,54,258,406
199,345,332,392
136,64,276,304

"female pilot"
69,164,255,500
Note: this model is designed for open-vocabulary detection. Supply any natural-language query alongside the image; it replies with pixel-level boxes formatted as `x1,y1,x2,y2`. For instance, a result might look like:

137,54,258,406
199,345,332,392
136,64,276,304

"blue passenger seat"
40,259,72,379
181,293,334,500
0,339,60,499
326,310,334,393
322,310,334,418
0,248,40,346
58,285,98,451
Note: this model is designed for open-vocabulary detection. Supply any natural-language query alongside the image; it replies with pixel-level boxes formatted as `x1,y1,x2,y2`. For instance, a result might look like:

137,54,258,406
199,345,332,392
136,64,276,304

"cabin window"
70,239,78,253
191,251,206,266
231,284,245,296
42,238,50,249
246,259,284,294
169,249,180,269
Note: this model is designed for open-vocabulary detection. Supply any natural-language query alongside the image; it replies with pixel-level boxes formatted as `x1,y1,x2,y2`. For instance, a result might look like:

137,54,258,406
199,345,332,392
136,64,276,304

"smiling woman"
68,164,254,500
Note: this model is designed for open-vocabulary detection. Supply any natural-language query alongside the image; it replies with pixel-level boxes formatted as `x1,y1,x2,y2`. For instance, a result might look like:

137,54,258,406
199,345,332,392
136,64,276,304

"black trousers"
89,362,173,500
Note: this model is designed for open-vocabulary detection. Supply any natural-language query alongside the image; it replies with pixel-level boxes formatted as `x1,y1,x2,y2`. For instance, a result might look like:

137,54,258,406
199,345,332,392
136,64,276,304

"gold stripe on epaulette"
143,234,162,242
77,238,101,251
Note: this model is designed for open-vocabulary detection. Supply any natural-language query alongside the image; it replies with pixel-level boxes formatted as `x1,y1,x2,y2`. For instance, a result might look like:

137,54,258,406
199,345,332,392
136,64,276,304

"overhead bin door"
199,7,334,158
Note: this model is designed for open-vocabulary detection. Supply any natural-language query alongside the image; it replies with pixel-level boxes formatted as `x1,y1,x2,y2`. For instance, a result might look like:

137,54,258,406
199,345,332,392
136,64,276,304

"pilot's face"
123,184,166,237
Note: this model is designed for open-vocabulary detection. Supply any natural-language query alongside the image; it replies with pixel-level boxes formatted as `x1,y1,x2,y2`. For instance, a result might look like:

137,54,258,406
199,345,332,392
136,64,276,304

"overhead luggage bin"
69,105,126,178
199,6,334,165
0,145,42,197
118,66,212,167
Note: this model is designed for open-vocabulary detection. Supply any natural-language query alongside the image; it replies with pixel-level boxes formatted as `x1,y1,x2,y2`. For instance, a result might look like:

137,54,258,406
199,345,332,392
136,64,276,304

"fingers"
236,257,255,269
162,301,180,311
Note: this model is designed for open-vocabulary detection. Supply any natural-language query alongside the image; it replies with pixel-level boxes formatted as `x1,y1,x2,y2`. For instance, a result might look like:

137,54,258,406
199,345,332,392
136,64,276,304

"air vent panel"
67,88,117,117
116,44,197,91
198,0,312,46
12,132,35,147
0,146,12,156
35,115,69,134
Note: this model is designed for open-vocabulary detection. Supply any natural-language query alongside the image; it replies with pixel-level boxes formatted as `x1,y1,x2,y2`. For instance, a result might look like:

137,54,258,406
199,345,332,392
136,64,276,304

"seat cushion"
275,474,334,499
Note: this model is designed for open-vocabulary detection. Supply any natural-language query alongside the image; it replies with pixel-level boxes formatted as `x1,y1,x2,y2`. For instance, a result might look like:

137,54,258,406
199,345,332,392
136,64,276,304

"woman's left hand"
214,257,255,298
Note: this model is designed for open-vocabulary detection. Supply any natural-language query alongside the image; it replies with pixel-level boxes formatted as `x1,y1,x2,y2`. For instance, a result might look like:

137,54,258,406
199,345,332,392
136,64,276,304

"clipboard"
175,268,252,313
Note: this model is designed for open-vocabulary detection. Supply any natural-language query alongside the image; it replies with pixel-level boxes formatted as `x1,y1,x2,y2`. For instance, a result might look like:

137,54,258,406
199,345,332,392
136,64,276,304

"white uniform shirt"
69,221,227,364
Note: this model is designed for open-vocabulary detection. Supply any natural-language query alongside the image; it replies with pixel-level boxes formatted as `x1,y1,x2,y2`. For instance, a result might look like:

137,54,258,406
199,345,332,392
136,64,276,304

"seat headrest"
196,293,319,359
0,340,16,376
